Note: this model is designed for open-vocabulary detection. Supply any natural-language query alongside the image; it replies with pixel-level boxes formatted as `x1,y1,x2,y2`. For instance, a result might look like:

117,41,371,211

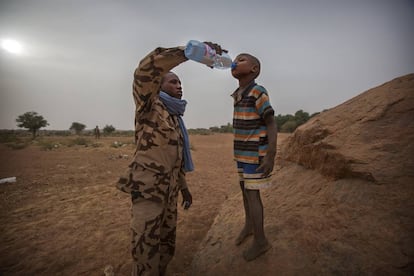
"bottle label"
204,44,216,60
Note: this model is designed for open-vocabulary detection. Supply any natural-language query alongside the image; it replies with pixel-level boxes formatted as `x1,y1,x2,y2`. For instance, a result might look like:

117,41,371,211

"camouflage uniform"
117,47,188,276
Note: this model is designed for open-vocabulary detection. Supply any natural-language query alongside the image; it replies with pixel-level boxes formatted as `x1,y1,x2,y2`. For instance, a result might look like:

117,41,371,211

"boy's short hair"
239,53,261,79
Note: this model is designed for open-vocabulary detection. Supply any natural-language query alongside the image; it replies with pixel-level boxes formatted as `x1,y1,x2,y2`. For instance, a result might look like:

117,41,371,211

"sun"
1,39,23,55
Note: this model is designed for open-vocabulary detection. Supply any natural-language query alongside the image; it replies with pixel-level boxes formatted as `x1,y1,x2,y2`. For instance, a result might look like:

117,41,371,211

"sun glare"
1,39,23,55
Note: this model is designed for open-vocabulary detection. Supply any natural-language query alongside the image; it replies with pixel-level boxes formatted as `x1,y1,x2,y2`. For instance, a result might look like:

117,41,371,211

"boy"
230,53,277,261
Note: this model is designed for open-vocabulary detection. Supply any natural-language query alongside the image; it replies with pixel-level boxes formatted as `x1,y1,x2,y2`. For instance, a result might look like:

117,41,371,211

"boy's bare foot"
235,228,253,246
243,240,272,261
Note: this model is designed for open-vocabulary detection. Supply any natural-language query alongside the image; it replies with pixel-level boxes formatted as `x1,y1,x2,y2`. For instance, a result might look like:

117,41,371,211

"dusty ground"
2,76,412,276
1,133,284,275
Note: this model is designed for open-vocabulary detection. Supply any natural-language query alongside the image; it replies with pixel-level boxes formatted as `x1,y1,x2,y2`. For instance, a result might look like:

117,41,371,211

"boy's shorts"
237,161,272,190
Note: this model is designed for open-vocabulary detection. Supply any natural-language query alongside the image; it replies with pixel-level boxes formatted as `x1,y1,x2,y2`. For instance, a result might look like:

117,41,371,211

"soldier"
117,42,225,276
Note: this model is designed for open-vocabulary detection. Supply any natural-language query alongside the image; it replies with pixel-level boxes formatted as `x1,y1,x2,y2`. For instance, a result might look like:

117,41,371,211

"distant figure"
230,53,278,261
94,126,100,139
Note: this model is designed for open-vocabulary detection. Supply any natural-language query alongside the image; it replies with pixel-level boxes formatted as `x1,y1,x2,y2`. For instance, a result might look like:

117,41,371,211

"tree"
275,114,295,129
220,123,233,133
69,122,86,135
281,120,298,133
103,124,115,135
209,123,233,133
294,109,310,125
209,126,220,132
16,111,49,139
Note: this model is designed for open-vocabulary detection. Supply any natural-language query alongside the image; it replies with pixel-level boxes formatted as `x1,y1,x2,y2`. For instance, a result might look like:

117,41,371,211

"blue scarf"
159,91,194,172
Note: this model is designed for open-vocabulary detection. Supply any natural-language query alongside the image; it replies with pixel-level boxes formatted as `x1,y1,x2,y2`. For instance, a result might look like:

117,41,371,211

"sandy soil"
1,133,283,275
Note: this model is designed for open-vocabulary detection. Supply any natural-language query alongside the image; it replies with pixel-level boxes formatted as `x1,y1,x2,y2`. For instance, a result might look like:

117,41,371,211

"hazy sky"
1,0,413,130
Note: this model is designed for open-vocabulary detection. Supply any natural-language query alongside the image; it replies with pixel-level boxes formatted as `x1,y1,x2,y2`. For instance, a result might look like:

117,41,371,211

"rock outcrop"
284,74,414,183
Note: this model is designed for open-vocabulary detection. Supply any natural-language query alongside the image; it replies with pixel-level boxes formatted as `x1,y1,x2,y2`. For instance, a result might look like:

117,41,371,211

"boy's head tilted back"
231,53,261,81
242,53,261,79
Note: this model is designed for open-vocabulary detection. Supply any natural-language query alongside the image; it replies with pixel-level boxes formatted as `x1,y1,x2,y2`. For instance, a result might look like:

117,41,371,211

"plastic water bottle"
184,40,232,69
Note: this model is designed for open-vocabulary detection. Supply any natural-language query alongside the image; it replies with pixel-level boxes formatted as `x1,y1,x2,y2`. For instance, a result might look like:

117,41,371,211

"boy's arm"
255,87,277,176
266,114,278,159
257,115,278,176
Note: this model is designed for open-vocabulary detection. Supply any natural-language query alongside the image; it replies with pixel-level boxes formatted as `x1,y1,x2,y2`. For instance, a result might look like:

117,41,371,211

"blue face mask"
231,62,237,70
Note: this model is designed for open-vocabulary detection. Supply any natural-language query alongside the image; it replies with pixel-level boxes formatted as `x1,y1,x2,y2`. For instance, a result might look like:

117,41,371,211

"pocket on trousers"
131,198,163,234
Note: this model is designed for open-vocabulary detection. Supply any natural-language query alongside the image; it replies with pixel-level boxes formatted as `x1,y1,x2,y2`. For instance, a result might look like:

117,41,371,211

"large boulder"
284,74,414,183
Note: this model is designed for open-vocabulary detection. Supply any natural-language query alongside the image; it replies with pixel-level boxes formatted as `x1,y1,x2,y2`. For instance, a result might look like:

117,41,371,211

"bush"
281,120,298,133
91,143,102,148
0,131,30,149
103,125,116,135
0,132,21,144
37,140,57,151
188,128,212,135
7,142,29,150
67,137,90,147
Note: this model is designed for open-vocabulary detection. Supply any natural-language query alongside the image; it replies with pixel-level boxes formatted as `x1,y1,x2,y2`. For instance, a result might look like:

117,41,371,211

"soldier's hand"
203,41,228,55
181,188,192,210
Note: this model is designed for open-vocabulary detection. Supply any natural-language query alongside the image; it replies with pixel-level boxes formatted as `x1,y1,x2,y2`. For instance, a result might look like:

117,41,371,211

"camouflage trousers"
130,191,178,276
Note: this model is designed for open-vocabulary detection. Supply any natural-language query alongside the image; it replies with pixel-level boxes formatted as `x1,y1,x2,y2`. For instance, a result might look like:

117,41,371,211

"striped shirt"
231,82,275,164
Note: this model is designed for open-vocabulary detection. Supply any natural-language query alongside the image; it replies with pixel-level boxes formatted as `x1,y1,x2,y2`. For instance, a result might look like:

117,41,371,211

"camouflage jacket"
117,47,188,202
